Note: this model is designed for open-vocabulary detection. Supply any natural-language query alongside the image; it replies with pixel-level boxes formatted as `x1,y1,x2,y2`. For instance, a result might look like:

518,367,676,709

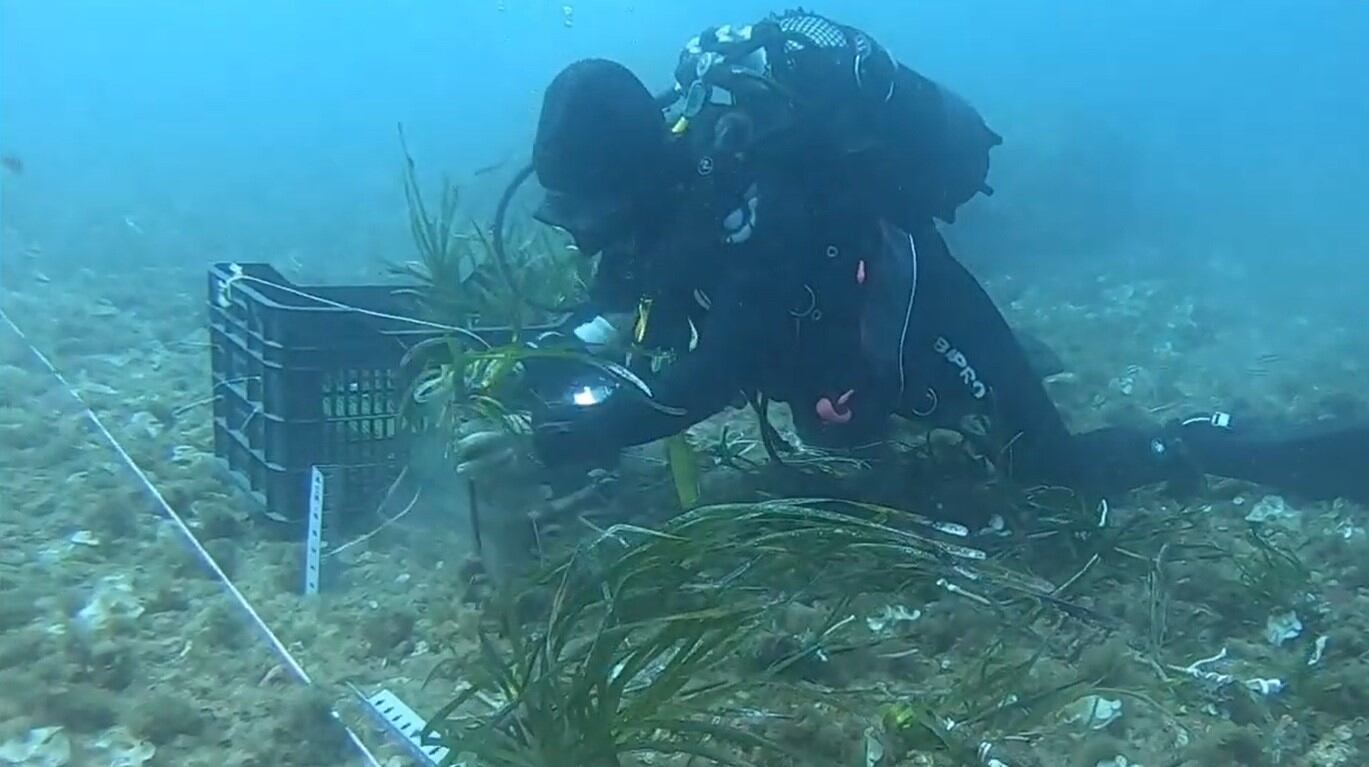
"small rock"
76,575,145,633
927,428,964,450
1302,723,1358,766
778,602,825,635
90,727,155,767
127,411,162,439
1245,494,1298,526
0,726,71,766
0,547,27,566
1266,610,1303,647
1064,695,1123,730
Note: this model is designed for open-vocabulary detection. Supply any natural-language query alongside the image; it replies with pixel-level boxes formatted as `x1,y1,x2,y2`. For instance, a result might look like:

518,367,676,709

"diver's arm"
531,276,774,466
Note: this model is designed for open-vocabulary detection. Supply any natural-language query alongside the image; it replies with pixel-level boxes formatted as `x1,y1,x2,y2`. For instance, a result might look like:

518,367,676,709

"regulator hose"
492,162,586,317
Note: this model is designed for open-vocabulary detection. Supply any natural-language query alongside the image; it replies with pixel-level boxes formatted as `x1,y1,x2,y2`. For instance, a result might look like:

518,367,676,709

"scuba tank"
666,10,1002,227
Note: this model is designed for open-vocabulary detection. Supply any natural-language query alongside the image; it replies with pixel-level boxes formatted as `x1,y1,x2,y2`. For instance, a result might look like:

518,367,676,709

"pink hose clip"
816,389,856,424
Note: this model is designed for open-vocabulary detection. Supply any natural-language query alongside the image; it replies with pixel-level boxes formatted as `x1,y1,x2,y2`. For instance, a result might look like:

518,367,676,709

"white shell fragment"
68,530,100,547
863,726,883,767
1308,634,1330,666
1265,610,1303,647
1096,758,1145,767
1065,695,1123,730
865,605,922,633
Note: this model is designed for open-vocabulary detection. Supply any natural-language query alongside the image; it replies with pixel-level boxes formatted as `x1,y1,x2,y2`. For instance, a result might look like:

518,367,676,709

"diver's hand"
453,425,542,482
453,422,616,528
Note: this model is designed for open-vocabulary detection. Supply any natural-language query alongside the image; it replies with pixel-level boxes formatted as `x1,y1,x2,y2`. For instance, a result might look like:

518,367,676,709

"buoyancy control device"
665,9,1003,227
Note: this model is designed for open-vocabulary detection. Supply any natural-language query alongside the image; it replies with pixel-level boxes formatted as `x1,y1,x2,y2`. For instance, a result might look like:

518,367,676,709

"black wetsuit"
530,172,1369,506
525,11,1368,506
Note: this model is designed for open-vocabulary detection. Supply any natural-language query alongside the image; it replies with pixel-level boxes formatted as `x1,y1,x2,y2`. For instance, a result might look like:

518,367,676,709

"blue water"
4,1,1365,292
3,5,1368,764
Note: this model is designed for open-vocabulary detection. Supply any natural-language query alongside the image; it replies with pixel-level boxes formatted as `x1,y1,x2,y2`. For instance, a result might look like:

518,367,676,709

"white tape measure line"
355,687,453,767
0,306,381,767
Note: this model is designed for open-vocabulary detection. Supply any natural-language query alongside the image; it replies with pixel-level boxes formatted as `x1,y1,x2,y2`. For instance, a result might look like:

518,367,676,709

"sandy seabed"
2,247,1368,767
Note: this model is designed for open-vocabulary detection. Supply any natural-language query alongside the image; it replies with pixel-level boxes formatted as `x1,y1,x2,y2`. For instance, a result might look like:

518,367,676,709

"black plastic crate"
207,263,449,522
208,261,575,523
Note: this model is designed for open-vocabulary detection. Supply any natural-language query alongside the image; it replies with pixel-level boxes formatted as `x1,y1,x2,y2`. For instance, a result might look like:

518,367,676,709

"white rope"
0,305,382,767
218,268,666,404
327,485,424,559
223,271,491,348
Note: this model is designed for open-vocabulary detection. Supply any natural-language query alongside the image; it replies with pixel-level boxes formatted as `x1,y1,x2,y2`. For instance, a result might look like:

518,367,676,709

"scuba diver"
458,10,1369,510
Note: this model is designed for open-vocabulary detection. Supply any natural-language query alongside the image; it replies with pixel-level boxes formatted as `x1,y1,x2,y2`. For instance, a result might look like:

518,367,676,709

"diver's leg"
898,227,1368,503
1169,412,1369,503
886,224,1206,498
891,224,1090,487
887,226,1369,503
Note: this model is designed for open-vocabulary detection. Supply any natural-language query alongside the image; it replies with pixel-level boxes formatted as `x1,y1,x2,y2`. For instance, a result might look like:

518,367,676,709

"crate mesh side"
207,263,443,522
